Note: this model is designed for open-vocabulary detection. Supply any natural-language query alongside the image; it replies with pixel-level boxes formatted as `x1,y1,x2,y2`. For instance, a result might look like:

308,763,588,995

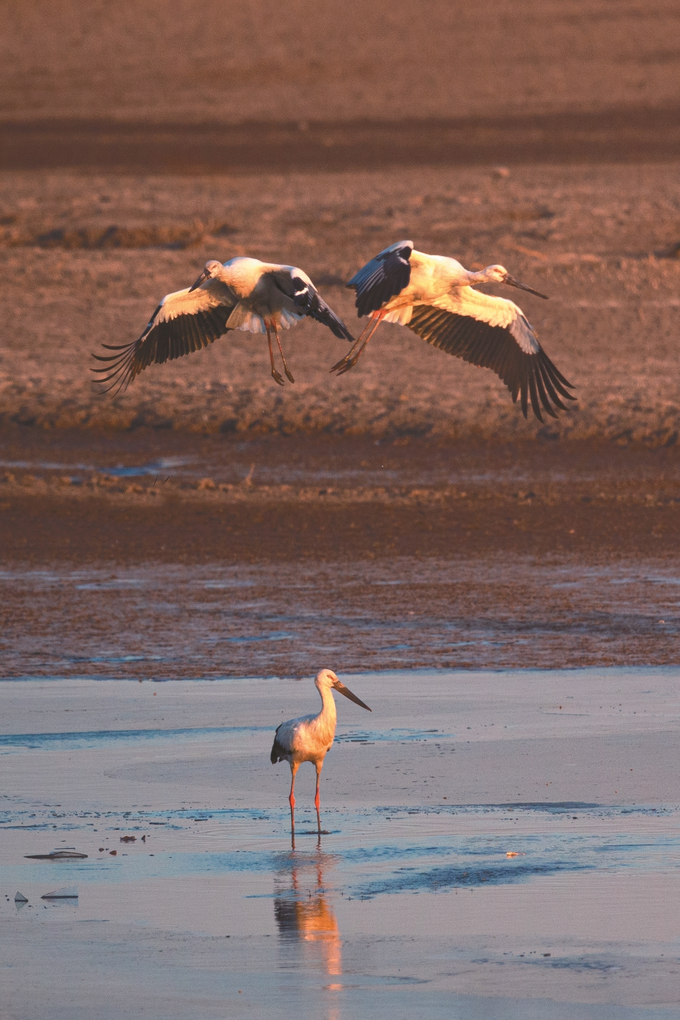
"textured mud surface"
2,1,678,124
2,430,679,676
1,1,679,676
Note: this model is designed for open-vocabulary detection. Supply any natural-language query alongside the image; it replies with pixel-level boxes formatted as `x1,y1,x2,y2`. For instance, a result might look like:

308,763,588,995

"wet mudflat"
2,669,679,1019
2,430,680,675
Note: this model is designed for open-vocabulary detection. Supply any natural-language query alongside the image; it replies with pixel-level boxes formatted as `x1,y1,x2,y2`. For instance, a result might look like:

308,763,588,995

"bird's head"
477,264,549,299
189,259,223,292
315,669,372,711
481,264,510,284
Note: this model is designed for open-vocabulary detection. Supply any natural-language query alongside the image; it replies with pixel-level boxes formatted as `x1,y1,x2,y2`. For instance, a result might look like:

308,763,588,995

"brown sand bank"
1,163,680,443
2,428,679,562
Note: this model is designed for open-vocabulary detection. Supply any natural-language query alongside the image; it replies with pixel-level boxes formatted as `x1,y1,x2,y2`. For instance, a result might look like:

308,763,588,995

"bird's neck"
466,269,489,287
316,684,337,725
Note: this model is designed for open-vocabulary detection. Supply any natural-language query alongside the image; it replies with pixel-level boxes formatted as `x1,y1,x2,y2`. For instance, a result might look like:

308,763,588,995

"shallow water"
2,668,679,1019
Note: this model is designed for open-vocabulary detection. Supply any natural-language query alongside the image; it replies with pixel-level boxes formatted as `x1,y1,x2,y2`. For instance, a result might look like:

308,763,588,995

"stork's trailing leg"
266,323,285,386
330,311,385,375
329,315,374,373
272,320,295,383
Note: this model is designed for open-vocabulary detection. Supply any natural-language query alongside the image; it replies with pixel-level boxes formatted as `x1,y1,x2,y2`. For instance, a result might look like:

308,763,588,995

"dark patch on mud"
2,109,680,172
352,858,594,898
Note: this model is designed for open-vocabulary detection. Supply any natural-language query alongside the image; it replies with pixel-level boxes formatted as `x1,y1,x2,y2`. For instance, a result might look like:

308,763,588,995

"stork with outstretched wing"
334,241,576,422
94,256,354,391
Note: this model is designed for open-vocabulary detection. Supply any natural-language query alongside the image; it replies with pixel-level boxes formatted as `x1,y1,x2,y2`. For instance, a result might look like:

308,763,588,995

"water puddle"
0,456,190,477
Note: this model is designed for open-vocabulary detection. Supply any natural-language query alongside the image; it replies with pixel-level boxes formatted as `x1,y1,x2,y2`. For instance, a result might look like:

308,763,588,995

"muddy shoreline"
2,431,678,676
2,430,679,563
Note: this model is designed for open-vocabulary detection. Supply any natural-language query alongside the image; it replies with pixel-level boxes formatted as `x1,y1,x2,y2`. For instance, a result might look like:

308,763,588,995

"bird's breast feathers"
220,262,306,331
226,303,302,333
220,257,267,297
384,254,463,316
285,714,336,760
222,258,299,301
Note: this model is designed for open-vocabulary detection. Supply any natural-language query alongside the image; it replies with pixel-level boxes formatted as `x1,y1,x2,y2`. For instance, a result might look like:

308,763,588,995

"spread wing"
283,272,354,341
92,280,236,394
347,240,413,317
407,302,576,422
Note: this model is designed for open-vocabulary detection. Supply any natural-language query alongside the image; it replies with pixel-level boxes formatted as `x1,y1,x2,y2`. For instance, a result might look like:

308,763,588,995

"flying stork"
332,241,576,421
93,257,354,391
271,669,371,837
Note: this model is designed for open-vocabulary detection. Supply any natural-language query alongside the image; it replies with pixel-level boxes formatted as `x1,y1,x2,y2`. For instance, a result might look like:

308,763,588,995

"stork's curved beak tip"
332,679,372,711
503,273,549,300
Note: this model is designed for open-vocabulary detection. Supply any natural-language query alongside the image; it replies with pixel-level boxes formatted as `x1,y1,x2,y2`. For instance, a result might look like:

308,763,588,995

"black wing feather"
347,241,413,318
270,730,288,764
92,302,233,395
290,278,354,341
406,304,576,422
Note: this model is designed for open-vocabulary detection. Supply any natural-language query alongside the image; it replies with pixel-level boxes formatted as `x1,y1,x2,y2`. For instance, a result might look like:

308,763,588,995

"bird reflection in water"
274,849,343,1001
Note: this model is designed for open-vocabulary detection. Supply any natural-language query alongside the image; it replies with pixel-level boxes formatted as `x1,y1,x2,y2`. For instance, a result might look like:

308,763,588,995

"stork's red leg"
267,322,285,386
272,320,295,383
331,311,386,375
329,314,375,373
314,762,323,835
289,762,299,834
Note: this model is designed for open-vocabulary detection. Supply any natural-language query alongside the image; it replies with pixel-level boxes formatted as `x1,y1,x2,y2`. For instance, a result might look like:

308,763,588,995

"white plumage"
332,241,576,421
271,668,371,836
93,256,354,391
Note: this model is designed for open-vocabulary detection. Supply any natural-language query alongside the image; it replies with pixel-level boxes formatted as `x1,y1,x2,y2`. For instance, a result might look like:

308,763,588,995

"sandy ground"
2,668,679,1019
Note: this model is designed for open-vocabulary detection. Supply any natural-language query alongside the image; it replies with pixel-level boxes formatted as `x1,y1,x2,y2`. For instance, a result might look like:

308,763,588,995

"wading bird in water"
332,241,576,422
93,257,354,391
271,669,371,838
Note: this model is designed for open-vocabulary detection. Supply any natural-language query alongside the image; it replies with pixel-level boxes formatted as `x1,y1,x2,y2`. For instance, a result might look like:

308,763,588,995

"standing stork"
271,669,371,837
332,241,576,421
93,257,354,391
